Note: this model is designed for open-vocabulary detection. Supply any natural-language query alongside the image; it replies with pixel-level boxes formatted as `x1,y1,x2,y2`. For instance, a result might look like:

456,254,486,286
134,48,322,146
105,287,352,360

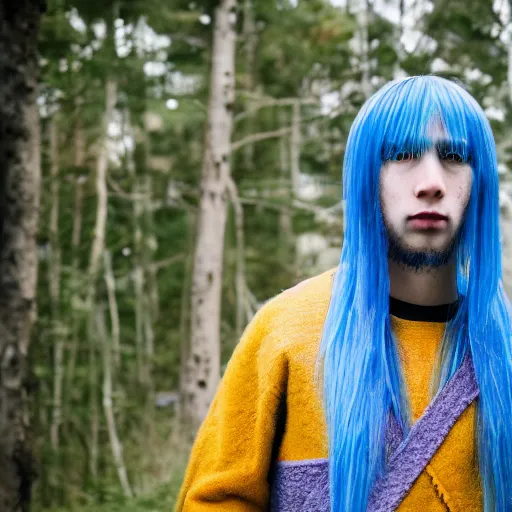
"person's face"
379,125,473,269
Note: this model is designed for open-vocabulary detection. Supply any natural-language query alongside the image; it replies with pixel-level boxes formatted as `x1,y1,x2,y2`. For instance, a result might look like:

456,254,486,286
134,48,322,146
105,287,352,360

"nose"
414,152,446,200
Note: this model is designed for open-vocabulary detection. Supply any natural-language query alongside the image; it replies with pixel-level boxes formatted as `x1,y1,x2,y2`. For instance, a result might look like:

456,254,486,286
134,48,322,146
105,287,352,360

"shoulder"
224,268,337,396
233,267,337,357
263,267,337,318
253,267,337,354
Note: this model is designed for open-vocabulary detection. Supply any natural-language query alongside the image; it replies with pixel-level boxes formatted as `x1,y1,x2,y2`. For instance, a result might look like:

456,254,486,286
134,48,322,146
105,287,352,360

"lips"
408,211,448,230
409,211,448,221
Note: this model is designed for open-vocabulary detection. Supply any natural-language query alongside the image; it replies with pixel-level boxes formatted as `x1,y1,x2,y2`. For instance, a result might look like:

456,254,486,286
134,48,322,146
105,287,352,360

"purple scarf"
270,354,479,511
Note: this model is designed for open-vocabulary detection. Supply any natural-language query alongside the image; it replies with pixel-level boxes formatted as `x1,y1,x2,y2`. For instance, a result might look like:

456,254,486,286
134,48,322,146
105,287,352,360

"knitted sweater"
176,269,482,511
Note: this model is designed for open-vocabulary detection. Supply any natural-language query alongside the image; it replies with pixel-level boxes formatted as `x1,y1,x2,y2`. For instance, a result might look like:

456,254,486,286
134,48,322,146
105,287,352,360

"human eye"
436,141,470,165
441,152,464,163
394,151,418,162
381,141,422,163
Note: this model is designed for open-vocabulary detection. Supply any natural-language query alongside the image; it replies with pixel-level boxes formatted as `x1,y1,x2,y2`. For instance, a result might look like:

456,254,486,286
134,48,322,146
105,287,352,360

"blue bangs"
361,76,477,175
381,138,472,165
319,76,512,512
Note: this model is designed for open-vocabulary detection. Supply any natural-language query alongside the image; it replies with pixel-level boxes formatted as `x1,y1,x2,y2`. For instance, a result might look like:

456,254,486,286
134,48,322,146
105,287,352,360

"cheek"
379,180,391,215
454,172,472,216
380,174,397,208
460,173,472,203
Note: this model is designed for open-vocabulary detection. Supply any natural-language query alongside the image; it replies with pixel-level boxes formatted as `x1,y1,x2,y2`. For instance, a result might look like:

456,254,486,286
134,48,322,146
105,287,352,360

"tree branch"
232,127,292,152
234,96,317,123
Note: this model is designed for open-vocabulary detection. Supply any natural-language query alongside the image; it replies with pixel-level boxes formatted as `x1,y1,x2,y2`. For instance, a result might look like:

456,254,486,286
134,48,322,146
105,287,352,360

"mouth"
408,211,448,230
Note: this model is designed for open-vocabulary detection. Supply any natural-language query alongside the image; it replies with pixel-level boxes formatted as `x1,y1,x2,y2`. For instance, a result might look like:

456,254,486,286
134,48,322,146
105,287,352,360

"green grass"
41,467,185,512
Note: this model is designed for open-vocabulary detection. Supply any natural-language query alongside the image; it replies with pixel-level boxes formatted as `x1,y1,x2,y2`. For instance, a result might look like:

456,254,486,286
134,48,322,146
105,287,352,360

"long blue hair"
318,75,512,511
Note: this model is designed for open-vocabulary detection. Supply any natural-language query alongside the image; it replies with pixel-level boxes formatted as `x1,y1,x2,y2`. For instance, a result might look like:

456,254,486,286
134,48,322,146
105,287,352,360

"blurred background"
31,0,512,509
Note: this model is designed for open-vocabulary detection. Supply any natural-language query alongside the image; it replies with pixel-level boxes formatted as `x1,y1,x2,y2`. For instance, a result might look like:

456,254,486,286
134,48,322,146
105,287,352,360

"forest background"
4,0,512,510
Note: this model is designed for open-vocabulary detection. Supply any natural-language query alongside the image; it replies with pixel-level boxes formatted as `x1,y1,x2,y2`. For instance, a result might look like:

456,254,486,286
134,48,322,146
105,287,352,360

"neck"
388,259,458,306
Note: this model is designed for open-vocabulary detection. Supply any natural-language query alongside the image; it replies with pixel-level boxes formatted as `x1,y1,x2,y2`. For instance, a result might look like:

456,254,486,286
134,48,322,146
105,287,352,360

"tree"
0,1,45,509
182,0,238,431
28,0,512,509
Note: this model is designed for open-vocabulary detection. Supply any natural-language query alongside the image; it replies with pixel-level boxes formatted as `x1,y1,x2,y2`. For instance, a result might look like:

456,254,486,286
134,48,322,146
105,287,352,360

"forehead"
374,82,474,151
380,111,471,160
426,117,448,143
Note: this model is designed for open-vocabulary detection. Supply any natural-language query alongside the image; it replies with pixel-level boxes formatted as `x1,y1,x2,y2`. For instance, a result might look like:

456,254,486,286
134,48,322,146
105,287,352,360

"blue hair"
318,76,512,511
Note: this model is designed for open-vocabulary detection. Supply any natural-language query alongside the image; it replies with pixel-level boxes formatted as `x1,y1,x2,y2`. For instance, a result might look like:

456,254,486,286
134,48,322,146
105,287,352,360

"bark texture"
356,0,371,98
242,0,256,170
226,178,246,339
0,1,44,509
87,77,117,481
290,101,301,197
49,116,63,452
183,0,237,430
508,0,512,104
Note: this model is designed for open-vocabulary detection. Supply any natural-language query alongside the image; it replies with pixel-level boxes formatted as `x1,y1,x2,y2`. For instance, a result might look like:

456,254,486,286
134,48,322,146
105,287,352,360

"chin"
407,234,452,250
411,245,452,256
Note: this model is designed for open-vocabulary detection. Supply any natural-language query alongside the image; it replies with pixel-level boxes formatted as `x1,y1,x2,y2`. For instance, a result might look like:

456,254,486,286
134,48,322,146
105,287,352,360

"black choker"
389,296,458,322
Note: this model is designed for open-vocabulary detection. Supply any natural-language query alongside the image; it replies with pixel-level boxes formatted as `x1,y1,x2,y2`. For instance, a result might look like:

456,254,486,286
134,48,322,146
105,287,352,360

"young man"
176,76,512,511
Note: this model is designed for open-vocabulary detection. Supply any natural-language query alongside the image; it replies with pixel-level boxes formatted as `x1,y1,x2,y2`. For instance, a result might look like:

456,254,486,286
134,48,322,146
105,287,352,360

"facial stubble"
380,202,469,272
385,222,459,271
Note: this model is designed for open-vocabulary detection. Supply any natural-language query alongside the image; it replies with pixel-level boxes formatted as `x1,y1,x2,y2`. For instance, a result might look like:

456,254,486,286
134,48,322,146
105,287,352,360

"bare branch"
232,127,292,152
96,305,134,498
239,195,342,221
226,177,247,337
151,254,186,273
49,114,64,452
103,251,121,368
234,96,318,123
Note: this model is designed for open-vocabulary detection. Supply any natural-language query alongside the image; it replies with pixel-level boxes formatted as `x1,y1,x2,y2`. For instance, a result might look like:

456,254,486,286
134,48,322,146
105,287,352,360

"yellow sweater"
176,269,482,511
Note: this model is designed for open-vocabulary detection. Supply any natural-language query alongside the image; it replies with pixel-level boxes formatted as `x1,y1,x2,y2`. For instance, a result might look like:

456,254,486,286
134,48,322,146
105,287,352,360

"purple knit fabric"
367,353,479,510
385,412,403,459
270,459,329,512
270,354,479,511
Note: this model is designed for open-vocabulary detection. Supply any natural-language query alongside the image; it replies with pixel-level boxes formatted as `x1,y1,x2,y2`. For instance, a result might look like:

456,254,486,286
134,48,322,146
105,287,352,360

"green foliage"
35,468,186,511
33,0,512,509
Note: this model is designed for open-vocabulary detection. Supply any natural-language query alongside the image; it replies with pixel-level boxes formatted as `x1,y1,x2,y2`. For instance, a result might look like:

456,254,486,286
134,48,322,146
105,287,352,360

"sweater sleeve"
175,299,288,511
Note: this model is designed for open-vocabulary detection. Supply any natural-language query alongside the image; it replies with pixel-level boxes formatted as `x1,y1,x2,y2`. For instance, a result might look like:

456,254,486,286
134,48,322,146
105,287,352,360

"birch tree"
290,100,302,197
87,77,117,480
0,0,43,508
64,115,87,417
507,0,512,104
49,114,65,454
500,0,512,295
182,0,237,430
356,0,371,98
98,252,133,498
242,0,257,170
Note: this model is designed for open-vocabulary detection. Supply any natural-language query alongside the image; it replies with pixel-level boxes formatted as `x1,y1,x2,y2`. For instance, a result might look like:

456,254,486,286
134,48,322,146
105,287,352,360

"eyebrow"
381,138,429,161
381,138,471,161
435,139,470,154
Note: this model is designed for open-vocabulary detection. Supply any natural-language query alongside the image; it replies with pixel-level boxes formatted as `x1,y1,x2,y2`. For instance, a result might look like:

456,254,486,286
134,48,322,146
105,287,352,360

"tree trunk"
132,180,146,384
129,119,158,387
182,0,237,431
226,178,246,339
87,79,117,295
103,251,121,371
357,0,371,98
290,101,301,198
507,0,512,104
278,108,294,269
49,115,64,453
178,212,195,421
393,0,406,79
141,129,160,325
95,283,133,498
87,77,117,481
242,0,257,170
63,116,87,429
0,1,43,509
